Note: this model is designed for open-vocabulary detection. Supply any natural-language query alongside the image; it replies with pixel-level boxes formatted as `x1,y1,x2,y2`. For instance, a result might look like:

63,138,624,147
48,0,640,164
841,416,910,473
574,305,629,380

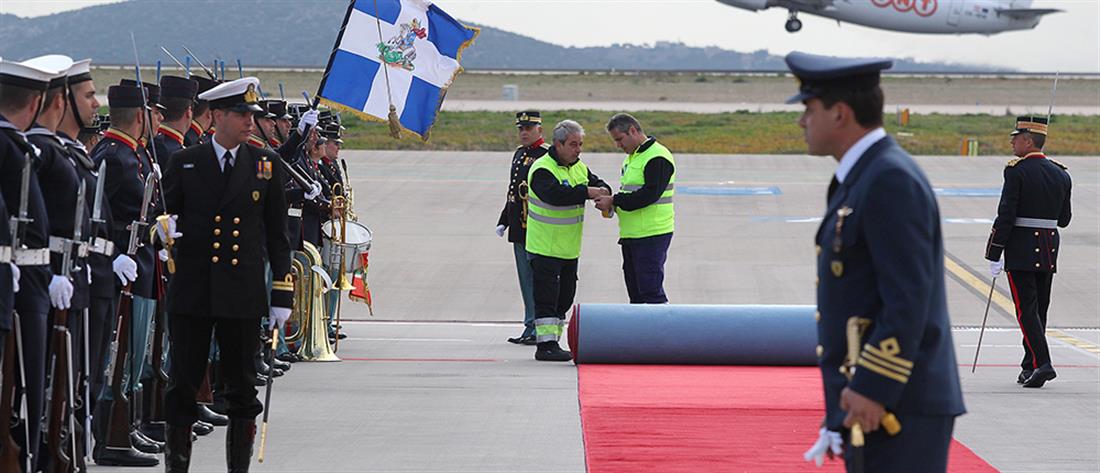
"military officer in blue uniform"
158,77,294,473
985,116,1071,388
787,51,966,472
496,111,548,345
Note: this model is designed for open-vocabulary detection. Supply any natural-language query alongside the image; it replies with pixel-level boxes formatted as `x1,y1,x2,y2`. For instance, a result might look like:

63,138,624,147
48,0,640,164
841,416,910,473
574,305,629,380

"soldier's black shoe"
272,358,291,371
535,342,572,362
226,419,257,473
1023,365,1057,388
94,443,160,467
198,404,229,426
254,375,268,387
276,352,301,363
139,421,166,443
1017,369,1033,384
165,425,193,473
193,420,215,436
130,430,163,454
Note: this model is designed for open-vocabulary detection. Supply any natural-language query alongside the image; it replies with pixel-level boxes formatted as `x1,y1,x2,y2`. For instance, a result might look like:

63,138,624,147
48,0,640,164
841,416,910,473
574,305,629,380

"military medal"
831,260,844,277
256,160,264,179
831,207,853,277
264,161,273,180
252,191,261,202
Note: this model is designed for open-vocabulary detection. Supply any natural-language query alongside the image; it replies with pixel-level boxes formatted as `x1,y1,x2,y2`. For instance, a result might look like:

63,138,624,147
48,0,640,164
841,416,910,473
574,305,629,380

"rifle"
0,318,26,471
43,180,88,473
103,173,156,450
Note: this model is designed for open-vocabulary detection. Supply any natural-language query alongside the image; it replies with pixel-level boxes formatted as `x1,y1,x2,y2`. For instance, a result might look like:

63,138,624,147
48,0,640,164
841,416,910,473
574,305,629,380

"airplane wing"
994,8,1062,20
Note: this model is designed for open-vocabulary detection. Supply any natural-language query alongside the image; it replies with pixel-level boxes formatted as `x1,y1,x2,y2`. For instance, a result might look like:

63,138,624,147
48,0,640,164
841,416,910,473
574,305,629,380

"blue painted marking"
934,188,1001,197
679,186,782,196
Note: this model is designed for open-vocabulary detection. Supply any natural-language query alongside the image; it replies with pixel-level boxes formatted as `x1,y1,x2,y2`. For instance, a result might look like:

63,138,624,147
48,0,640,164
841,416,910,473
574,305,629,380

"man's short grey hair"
553,119,585,144
606,113,643,135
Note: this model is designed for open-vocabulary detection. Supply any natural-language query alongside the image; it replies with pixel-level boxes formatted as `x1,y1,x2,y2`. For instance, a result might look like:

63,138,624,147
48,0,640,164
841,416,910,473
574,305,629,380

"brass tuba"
287,242,340,362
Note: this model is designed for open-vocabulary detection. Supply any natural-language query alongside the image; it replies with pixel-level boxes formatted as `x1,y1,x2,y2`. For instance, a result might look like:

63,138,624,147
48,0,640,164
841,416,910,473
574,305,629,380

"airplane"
716,0,1061,34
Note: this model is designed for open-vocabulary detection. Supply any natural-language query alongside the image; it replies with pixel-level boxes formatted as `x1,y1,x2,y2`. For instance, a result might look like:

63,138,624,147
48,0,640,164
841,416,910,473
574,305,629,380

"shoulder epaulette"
515,145,523,150
539,142,550,150
1006,158,1023,167
1049,158,1068,170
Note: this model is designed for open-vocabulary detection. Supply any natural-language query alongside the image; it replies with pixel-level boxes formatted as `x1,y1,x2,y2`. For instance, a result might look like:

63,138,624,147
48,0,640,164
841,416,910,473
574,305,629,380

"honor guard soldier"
1,56,66,469
786,52,965,472
595,113,676,304
319,121,345,188
526,120,611,362
985,116,1071,388
185,76,219,147
156,75,199,169
158,77,294,473
496,111,548,345
90,83,162,466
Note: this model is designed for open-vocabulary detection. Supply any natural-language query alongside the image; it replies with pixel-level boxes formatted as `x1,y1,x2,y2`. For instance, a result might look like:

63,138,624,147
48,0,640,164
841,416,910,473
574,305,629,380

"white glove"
112,254,138,285
803,427,843,467
495,224,506,238
155,214,183,243
297,109,319,134
48,275,73,310
304,182,322,200
9,263,19,293
152,163,162,180
158,249,169,262
990,258,1004,277
268,307,292,330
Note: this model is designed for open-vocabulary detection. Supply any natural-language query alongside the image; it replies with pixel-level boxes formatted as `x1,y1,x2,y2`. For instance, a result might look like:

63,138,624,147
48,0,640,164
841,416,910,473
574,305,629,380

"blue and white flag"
318,0,478,139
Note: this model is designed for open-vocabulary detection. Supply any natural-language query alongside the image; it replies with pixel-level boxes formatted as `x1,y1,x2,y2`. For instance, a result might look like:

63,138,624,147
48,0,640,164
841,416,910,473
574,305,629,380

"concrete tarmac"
92,150,1098,472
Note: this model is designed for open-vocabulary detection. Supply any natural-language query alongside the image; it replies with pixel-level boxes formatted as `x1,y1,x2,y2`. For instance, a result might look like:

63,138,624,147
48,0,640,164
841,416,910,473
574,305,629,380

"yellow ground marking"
944,254,1100,357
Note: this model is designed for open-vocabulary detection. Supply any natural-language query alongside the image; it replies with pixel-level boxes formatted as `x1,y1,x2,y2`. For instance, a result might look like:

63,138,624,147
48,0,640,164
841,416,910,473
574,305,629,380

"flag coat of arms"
318,0,478,139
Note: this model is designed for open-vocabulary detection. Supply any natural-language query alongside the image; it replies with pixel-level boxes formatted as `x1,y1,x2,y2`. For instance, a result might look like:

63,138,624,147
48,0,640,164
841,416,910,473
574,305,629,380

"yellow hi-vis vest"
618,140,675,239
525,155,589,260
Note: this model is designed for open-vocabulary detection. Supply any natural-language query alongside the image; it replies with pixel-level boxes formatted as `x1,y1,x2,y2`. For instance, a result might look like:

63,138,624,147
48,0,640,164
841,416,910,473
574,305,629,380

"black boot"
198,404,229,426
164,424,193,473
130,430,164,454
92,401,159,468
272,357,291,372
226,419,256,473
192,420,215,436
535,341,572,362
1023,364,1057,388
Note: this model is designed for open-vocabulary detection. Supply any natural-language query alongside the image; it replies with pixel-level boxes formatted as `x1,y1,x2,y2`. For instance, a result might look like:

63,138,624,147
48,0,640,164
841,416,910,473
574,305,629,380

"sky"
2,0,1097,72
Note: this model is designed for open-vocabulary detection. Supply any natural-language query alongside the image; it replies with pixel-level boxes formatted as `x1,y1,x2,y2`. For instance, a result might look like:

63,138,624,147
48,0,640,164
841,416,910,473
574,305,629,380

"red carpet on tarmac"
577,365,997,473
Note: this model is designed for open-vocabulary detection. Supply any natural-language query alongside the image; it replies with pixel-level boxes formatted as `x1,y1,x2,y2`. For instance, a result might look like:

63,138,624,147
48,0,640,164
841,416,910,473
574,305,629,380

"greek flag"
318,0,478,139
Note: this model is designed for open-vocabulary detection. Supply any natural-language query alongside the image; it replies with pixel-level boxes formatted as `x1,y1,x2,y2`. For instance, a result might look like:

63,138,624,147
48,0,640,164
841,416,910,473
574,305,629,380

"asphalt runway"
92,150,1099,472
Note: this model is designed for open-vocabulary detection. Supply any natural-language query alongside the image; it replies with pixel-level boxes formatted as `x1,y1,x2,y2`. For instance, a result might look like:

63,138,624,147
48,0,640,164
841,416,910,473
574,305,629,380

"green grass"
341,111,1100,156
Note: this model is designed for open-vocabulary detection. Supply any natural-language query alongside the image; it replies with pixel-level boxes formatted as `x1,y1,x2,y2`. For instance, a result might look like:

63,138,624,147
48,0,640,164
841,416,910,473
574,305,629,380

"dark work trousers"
513,242,536,337
844,414,955,473
1006,270,1055,369
165,314,262,427
620,233,672,304
529,254,578,343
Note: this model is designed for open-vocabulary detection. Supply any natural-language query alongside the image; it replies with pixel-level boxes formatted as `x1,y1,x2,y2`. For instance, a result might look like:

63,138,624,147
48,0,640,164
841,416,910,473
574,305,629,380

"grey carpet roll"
568,304,818,365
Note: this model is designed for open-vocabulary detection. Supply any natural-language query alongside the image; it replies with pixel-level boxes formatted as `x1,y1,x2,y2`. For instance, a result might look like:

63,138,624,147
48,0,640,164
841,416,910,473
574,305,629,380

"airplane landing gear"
785,10,802,33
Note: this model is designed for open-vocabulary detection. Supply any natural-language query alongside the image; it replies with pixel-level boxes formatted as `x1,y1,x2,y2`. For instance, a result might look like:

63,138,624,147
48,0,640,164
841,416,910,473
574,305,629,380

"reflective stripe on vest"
618,140,676,239
525,155,589,260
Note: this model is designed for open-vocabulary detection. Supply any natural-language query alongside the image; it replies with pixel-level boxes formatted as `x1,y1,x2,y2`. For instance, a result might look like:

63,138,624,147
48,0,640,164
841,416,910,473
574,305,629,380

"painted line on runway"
963,363,1100,369
943,254,1015,315
340,357,499,363
945,254,1100,359
750,216,997,224
934,187,1001,197
679,186,782,196
345,337,473,342
1048,329,1100,356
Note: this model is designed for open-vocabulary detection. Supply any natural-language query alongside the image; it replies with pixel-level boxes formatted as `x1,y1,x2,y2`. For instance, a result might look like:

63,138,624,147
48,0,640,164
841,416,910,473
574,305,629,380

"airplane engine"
716,0,770,12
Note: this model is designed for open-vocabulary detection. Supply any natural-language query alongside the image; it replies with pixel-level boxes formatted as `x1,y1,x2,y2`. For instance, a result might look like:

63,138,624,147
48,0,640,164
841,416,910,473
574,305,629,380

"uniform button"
1035,248,1040,252
232,244,240,252
1050,231,1055,236
231,258,239,266
815,277,819,287
214,215,222,223
1052,248,1056,253
1034,231,1039,236
1035,263,1040,268
214,229,221,236
814,311,821,322
815,245,822,255
213,242,220,249
234,217,241,224
816,345,824,357
211,256,219,263
232,230,240,237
